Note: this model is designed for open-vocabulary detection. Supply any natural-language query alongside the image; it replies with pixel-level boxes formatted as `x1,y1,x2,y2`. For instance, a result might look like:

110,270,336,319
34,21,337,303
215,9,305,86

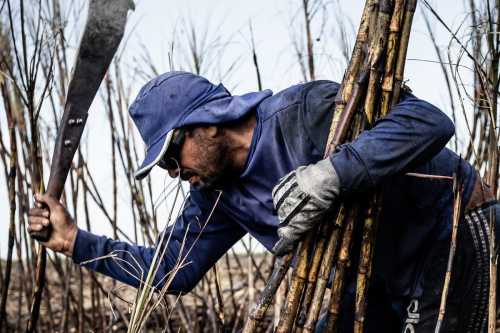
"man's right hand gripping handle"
28,193,78,257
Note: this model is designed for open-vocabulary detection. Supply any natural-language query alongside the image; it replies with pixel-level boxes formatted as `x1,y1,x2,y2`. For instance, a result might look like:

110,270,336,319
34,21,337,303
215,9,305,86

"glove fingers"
279,195,310,226
272,171,296,199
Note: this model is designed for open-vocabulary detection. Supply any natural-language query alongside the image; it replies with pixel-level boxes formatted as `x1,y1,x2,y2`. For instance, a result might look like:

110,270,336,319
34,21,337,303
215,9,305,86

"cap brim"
135,129,175,180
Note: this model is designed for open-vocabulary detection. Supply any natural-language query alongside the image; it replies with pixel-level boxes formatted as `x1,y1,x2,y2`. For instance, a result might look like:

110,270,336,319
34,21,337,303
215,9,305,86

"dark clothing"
398,202,499,332
73,81,479,326
316,202,499,333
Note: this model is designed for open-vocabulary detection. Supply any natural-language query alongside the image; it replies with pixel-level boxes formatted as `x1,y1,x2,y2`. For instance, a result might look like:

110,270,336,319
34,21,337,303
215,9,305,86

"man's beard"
192,133,233,191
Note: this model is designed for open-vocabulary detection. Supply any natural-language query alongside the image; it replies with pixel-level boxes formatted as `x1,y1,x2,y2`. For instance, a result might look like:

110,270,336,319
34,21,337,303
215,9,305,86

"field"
0,0,499,332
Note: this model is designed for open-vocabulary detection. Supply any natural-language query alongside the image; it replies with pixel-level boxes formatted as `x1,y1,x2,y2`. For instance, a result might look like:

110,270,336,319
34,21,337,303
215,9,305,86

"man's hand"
28,193,78,256
271,159,340,256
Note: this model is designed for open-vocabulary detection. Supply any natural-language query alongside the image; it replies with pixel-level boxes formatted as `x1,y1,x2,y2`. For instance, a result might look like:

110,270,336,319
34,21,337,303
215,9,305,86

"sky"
0,0,478,257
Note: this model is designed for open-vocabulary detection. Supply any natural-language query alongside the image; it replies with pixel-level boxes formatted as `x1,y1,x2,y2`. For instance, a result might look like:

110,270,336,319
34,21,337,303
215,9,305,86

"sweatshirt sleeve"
72,189,245,294
329,93,455,195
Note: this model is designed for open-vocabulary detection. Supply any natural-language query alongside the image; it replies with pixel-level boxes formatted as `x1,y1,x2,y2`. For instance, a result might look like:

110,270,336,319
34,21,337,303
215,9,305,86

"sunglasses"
158,128,185,170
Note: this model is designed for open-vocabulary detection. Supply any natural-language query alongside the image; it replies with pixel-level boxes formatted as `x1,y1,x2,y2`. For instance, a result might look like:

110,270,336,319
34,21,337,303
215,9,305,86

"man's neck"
224,112,257,173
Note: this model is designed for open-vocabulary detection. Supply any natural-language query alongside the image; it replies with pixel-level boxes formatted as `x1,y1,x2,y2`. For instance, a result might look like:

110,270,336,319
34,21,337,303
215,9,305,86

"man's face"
163,126,231,190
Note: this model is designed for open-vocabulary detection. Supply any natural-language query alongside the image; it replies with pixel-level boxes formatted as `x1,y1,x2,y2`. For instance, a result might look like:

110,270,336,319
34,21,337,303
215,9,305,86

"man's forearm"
329,94,455,195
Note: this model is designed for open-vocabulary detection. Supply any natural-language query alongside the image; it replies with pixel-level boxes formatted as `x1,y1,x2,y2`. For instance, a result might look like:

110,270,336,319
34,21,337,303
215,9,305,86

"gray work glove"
271,158,340,256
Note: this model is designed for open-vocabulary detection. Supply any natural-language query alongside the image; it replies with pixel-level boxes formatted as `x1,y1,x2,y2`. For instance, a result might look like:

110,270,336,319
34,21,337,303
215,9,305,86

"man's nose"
167,168,180,178
188,175,201,187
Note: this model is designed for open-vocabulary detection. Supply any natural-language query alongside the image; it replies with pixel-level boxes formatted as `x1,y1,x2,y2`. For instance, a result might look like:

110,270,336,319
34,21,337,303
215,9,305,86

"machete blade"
31,0,132,242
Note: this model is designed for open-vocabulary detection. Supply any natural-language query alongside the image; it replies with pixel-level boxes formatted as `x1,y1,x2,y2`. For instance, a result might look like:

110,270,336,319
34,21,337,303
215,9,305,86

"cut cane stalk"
243,254,293,333
434,172,462,333
325,206,358,331
364,0,393,125
327,0,378,154
302,205,349,333
488,203,497,333
277,1,382,332
392,0,417,106
296,223,331,331
243,0,418,331
354,199,381,333
352,1,417,329
380,0,406,117
243,3,378,330
275,233,313,333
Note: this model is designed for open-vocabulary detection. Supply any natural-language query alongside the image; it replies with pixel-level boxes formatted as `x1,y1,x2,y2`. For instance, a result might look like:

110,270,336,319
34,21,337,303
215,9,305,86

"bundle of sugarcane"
243,0,417,332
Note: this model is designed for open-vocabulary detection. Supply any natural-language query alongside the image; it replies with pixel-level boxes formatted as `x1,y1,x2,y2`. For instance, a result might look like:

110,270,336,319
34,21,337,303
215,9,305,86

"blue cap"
129,71,272,180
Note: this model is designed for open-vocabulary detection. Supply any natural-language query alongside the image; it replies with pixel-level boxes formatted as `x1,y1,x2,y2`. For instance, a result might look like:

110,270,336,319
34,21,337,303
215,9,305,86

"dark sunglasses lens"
158,129,185,171
160,156,178,170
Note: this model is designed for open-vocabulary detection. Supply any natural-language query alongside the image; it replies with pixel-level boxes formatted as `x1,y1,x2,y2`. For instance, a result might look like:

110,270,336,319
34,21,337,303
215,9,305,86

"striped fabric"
462,201,498,332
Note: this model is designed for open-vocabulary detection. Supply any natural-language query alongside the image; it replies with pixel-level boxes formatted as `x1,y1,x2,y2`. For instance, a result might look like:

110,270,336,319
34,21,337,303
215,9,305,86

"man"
29,71,498,332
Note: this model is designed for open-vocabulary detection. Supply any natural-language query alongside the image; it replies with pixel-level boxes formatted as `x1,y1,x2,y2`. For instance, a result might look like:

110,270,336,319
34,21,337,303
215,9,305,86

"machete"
31,0,132,242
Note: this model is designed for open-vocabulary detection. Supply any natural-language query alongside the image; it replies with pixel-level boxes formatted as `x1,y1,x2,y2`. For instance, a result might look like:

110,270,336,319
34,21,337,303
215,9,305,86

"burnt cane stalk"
310,0,415,330
302,205,349,333
295,223,331,332
354,1,417,330
353,199,381,332
243,254,293,332
434,171,463,333
275,233,314,332
363,0,393,125
244,0,418,330
324,207,357,331
352,1,394,331
391,0,417,106
299,5,380,327
275,45,375,333
380,0,406,116
326,0,377,150
0,66,17,333
243,1,377,332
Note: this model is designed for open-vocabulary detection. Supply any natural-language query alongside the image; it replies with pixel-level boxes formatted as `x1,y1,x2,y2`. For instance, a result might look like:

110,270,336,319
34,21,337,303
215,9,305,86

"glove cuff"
295,158,339,209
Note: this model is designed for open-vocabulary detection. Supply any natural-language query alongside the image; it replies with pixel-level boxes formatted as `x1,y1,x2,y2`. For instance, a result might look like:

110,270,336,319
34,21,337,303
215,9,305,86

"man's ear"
188,125,221,139
205,125,221,138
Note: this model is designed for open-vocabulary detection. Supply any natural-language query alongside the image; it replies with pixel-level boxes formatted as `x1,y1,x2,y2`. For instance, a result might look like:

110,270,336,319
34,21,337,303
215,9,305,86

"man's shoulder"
255,80,340,164
258,80,340,121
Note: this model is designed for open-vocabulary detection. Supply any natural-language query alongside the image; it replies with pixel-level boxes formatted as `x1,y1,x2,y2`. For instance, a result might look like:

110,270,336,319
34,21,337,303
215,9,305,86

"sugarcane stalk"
488,204,497,333
275,233,314,333
380,0,406,116
0,76,17,332
26,245,47,333
352,2,405,330
392,0,417,106
305,5,379,320
327,0,378,152
26,137,46,333
283,1,386,330
243,254,293,332
245,0,418,331
274,273,288,330
278,51,372,333
353,1,417,329
353,198,381,332
364,0,393,125
325,206,358,331
434,172,462,333
244,4,377,328
341,0,377,102
302,205,348,333
296,223,331,332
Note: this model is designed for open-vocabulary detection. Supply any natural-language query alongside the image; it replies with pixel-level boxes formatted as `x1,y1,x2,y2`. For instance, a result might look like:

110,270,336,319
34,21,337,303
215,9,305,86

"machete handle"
29,200,53,243
30,224,53,243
